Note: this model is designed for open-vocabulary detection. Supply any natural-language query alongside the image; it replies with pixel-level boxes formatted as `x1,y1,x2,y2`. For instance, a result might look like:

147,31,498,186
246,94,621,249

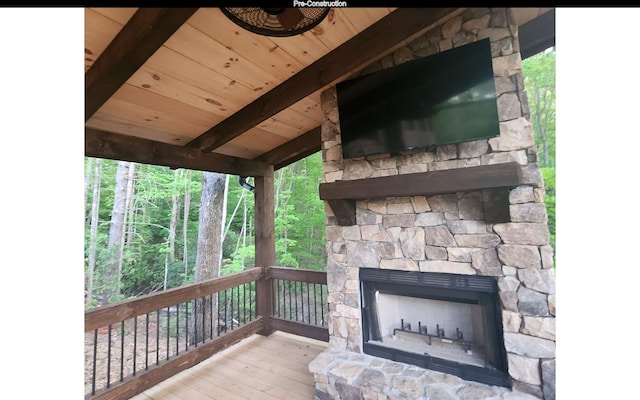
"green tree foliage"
541,167,555,251
522,48,556,257
85,159,203,304
86,151,327,306
523,49,556,167
273,152,326,271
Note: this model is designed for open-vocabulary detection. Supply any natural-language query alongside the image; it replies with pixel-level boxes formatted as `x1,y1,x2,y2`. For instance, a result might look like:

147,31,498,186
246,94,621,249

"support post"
254,166,275,336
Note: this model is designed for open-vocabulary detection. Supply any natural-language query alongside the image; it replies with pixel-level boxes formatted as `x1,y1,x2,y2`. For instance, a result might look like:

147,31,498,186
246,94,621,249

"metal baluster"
276,279,281,318
217,292,221,336
307,282,311,324
210,294,214,340
202,297,206,344
321,284,325,325
176,305,180,355
120,320,125,381
185,302,189,351
313,284,318,325
194,300,198,347
288,280,292,320
107,324,112,387
145,313,149,370
92,329,98,395
133,317,137,376
156,311,160,365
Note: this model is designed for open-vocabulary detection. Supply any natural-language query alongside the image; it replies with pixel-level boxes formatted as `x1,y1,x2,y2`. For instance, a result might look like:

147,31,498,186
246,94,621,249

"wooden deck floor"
130,331,328,400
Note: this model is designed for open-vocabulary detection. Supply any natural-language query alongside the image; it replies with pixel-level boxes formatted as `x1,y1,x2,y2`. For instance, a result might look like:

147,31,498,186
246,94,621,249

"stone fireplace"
309,8,556,400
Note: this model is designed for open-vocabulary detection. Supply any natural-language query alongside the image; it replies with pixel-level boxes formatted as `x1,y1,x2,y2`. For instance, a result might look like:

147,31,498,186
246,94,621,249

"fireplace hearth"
360,269,510,387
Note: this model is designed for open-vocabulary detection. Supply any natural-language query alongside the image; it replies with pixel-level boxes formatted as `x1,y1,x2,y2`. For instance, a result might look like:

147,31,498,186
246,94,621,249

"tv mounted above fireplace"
336,39,500,159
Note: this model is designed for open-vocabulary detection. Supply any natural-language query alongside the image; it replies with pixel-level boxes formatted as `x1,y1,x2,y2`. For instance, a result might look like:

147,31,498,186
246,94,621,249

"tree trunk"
191,171,227,344
169,170,180,263
183,170,192,283
117,162,136,291
87,158,102,305
162,170,180,290
84,158,93,223
104,161,131,304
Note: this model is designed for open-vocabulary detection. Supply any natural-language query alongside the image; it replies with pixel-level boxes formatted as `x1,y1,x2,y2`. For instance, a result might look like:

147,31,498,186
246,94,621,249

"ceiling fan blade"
276,8,304,31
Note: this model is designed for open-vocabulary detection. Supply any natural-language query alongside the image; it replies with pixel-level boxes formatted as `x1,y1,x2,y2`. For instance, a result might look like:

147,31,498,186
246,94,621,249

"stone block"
498,244,542,269
541,359,556,400
494,223,550,245
517,286,549,316
472,248,503,276
508,354,541,385
518,268,555,294
504,332,555,358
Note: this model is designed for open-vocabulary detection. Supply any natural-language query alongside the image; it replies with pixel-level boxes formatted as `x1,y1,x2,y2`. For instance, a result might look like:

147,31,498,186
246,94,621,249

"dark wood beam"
268,266,327,285
519,9,555,59
482,188,511,224
85,8,198,121
86,128,270,177
269,318,329,342
319,163,523,226
257,126,321,170
326,199,357,226
187,8,460,153
254,168,275,337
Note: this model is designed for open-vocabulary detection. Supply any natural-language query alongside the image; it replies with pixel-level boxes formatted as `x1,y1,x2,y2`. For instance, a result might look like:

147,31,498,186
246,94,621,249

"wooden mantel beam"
319,163,523,225
85,8,198,122
86,128,271,177
186,8,460,153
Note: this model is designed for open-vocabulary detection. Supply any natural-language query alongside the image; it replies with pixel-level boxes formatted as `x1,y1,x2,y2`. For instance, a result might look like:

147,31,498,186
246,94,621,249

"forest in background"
84,48,555,308
84,153,326,306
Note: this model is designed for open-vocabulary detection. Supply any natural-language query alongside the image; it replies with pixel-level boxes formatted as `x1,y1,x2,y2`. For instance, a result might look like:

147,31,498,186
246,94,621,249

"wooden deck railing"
270,266,329,342
85,266,328,400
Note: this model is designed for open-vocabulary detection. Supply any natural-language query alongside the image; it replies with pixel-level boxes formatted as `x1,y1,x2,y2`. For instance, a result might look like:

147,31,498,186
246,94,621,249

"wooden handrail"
85,267,263,332
269,266,327,284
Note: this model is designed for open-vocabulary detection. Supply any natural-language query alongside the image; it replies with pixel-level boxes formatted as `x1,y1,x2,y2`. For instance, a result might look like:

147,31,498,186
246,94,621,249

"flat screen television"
336,39,500,159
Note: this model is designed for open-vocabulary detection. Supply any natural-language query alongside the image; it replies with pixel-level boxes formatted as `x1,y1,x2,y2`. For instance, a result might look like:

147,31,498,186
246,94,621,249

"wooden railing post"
254,166,275,336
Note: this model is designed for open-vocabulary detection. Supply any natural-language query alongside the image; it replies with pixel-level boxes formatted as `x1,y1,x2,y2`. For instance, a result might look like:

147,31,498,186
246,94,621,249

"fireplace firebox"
360,269,510,387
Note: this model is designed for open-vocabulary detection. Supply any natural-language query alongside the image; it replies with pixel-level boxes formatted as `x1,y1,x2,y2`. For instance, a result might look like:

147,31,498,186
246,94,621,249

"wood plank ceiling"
84,7,551,176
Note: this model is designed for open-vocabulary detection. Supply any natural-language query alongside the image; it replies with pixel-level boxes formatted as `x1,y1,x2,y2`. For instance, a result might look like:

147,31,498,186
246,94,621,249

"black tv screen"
337,39,500,159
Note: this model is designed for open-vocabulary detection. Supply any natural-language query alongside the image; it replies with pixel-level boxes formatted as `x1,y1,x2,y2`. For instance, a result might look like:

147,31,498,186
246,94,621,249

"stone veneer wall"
311,8,556,400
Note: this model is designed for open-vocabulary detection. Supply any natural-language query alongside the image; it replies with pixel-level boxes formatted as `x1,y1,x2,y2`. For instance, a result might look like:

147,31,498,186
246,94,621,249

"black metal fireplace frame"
360,269,511,388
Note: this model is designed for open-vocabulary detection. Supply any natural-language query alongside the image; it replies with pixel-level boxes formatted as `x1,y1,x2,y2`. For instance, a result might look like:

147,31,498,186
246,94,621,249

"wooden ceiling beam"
86,128,271,177
85,8,199,122
186,8,460,153
257,126,321,170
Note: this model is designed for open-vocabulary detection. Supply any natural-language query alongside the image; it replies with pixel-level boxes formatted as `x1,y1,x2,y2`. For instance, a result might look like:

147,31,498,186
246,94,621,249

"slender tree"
84,157,93,222
103,161,131,303
164,169,181,290
183,170,192,283
117,162,136,290
86,158,102,304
